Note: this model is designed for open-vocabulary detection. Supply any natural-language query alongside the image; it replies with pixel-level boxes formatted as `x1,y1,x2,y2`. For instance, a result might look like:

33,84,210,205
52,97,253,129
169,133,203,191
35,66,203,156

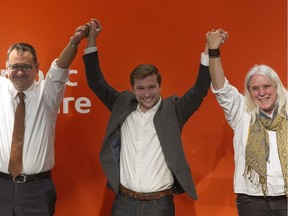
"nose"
143,89,151,97
16,70,25,75
259,87,266,96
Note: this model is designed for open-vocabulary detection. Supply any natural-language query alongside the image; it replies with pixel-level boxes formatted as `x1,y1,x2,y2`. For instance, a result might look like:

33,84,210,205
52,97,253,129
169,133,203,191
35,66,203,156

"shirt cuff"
201,52,209,66
84,47,98,54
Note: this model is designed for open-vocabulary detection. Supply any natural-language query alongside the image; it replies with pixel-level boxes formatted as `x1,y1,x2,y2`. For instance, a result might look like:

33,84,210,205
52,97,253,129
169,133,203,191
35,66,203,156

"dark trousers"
111,191,175,216
236,194,287,216
0,178,57,216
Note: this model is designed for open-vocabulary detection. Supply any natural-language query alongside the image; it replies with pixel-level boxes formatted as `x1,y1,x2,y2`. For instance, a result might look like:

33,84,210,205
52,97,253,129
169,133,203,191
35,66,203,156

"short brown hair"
130,64,162,87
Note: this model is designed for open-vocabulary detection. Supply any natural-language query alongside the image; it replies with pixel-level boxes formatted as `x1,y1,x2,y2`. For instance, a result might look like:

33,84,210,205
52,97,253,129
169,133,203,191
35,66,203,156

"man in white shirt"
0,23,89,215
83,19,213,216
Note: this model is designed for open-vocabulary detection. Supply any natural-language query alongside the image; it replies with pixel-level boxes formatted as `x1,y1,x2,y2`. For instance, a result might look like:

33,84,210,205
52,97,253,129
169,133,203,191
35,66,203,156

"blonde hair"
244,65,287,123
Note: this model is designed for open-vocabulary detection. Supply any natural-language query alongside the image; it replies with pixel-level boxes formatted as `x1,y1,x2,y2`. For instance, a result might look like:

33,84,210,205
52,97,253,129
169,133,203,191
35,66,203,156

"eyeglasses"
8,64,34,72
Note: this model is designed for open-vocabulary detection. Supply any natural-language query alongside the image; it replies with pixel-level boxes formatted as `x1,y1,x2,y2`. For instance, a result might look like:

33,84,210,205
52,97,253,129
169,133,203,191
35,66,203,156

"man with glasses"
0,23,89,215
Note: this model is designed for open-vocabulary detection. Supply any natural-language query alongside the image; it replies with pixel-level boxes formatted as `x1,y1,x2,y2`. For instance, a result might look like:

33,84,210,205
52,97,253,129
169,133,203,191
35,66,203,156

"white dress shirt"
0,59,69,174
120,98,174,192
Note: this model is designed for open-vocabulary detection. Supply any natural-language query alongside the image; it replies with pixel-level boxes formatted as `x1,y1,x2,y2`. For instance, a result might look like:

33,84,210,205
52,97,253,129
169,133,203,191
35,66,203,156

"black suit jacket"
83,51,211,200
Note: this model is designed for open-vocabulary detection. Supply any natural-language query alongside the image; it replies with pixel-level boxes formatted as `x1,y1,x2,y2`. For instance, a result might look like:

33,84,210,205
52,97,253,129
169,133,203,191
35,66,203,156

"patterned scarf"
244,107,288,197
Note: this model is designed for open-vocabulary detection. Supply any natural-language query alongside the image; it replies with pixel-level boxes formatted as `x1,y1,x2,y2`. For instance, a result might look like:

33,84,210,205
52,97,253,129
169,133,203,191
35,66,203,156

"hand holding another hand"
206,29,228,49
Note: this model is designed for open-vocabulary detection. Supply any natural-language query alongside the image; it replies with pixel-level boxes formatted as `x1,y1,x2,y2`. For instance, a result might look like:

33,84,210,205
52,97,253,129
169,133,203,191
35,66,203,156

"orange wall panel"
0,0,286,215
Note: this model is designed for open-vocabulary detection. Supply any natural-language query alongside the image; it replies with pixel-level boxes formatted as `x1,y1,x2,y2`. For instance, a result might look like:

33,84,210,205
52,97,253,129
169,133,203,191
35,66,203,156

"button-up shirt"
120,98,174,192
0,59,69,174
212,78,285,196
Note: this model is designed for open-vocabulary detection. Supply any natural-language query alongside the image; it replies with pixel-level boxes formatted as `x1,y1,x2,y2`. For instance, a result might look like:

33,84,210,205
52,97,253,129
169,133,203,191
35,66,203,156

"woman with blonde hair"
206,29,287,216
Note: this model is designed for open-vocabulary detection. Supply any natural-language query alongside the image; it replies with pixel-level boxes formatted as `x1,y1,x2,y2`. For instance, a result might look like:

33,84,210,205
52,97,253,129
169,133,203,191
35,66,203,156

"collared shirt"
120,98,174,192
211,78,285,196
0,59,69,174
84,47,209,192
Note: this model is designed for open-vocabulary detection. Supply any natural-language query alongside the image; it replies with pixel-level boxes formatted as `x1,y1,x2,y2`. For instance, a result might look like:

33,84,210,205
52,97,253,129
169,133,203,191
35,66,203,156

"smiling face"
132,73,161,113
248,74,277,114
7,49,39,92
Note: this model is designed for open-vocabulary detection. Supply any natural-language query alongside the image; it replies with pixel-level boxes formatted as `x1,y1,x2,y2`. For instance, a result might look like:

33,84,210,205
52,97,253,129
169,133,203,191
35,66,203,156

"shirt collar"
8,81,36,100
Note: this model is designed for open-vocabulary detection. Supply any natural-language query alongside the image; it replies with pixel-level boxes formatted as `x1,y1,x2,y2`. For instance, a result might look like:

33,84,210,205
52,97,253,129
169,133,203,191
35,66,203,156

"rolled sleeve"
211,78,245,129
211,77,230,94
44,59,69,111
47,59,69,83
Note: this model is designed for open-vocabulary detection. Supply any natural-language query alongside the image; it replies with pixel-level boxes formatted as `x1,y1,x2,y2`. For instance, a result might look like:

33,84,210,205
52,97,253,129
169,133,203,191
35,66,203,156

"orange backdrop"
0,0,286,215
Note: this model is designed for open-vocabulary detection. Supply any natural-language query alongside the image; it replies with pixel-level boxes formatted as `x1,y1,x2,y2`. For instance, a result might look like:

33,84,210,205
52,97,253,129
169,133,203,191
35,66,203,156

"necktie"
8,92,25,177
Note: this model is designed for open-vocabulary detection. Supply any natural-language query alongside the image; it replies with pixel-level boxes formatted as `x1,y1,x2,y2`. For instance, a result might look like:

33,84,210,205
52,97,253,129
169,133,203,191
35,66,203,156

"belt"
119,184,173,201
0,171,51,183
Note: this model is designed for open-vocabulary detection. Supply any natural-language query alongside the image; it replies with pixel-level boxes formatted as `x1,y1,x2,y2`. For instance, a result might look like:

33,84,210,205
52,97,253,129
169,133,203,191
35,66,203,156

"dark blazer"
83,51,211,200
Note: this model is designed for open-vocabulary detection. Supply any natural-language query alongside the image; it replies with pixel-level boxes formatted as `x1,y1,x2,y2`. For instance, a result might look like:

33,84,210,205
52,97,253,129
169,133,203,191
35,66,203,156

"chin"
261,106,274,114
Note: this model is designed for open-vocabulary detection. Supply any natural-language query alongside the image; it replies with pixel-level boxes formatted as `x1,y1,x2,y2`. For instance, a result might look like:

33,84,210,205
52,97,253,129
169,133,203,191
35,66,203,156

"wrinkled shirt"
0,59,69,174
212,78,285,196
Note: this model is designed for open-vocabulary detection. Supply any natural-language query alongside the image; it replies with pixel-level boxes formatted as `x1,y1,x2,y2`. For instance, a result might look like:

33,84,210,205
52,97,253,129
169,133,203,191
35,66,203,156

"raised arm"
206,29,228,90
82,19,119,111
56,24,90,69
86,18,102,48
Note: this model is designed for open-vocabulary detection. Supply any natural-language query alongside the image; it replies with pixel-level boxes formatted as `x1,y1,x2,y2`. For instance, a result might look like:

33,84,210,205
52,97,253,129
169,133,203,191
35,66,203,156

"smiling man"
0,23,89,215
83,19,213,216
7,49,39,92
